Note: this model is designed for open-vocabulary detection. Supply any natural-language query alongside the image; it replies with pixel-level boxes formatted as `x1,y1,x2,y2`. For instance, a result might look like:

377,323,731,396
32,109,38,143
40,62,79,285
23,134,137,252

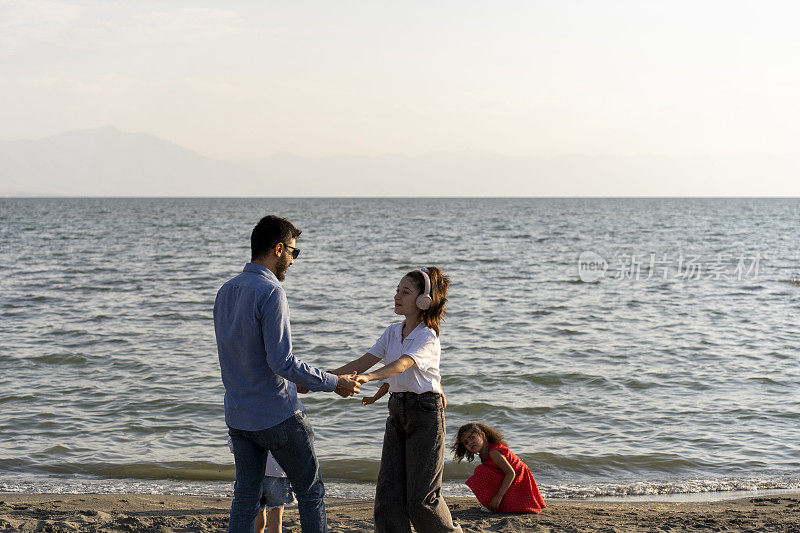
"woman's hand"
334,372,363,398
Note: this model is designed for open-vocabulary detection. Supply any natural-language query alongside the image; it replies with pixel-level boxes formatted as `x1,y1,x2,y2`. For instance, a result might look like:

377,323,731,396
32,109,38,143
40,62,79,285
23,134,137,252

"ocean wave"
547,475,800,499
1,475,798,502
22,353,92,366
525,452,718,478
2,452,783,485
0,459,235,482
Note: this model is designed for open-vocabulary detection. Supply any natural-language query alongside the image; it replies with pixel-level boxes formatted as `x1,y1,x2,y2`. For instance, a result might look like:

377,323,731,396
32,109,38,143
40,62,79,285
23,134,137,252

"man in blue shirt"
215,215,362,533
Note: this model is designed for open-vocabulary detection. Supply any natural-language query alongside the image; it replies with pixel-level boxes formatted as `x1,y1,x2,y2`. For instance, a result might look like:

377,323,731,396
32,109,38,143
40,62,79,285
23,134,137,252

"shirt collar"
399,320,425,341
243,262,278,282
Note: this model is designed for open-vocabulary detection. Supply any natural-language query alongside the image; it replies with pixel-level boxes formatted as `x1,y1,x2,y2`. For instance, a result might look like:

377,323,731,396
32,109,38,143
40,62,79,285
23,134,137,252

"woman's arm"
488,449,516,511
330,353,381,376
360,355,415,382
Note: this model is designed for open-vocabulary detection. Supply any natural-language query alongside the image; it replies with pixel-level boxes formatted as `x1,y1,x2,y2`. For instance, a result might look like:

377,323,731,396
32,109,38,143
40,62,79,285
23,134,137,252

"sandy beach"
1,493,799,532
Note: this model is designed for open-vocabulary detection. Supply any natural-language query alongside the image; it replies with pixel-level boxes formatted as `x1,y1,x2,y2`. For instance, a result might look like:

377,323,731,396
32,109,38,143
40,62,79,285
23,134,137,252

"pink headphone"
416,267,432,310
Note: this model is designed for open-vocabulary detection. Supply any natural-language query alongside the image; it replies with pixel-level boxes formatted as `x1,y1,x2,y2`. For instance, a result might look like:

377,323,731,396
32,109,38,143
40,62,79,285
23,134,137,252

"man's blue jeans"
227,412,327,533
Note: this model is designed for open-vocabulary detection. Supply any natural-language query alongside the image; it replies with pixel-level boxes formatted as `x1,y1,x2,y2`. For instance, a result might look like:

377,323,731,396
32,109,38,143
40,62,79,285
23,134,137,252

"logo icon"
578,251,607,282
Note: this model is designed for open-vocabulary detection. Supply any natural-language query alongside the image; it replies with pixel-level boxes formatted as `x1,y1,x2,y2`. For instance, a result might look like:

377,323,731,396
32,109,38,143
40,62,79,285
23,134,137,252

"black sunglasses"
284,243,300,259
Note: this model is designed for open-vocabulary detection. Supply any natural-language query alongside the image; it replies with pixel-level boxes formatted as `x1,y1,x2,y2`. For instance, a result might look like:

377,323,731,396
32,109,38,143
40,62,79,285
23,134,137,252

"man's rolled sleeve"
259,288,337,392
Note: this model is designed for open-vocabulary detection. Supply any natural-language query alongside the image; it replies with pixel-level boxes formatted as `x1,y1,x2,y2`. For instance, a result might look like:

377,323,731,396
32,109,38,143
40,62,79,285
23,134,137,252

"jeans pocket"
417,396,441,413
291,411,314,445
257,419,289,452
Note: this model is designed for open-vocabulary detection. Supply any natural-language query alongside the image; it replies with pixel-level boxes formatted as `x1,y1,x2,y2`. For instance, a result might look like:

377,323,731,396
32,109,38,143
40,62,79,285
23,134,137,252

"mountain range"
1,127,798,196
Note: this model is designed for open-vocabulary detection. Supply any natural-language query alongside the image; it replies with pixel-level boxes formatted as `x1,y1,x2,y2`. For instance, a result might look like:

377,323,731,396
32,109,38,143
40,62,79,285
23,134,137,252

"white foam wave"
2,475,798,502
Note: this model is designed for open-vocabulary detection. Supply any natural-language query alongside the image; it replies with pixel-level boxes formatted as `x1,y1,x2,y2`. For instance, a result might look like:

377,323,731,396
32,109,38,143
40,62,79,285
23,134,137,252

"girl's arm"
362,382,390,405
360,355,415,382
330,353,381,376
297,353,380,394
488,449,516,511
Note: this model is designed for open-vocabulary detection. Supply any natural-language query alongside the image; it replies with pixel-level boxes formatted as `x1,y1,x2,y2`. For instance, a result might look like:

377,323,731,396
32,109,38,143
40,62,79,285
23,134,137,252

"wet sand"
1,493,799,532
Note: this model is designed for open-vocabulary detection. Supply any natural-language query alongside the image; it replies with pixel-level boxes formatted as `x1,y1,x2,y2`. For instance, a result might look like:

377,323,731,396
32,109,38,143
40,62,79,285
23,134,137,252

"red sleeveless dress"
465,443,546,514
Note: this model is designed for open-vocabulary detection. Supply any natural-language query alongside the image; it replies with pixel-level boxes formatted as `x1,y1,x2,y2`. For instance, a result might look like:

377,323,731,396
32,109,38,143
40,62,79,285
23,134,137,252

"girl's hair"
405,266,449,336
451,423,508,463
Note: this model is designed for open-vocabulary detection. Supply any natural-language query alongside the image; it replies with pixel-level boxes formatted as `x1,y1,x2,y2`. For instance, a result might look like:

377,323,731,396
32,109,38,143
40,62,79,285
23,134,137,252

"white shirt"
367,322,443,394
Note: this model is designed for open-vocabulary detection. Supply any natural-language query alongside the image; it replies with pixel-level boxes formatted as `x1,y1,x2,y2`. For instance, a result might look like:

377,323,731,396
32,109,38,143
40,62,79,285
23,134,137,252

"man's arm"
260,289,338,392
298,373,362,397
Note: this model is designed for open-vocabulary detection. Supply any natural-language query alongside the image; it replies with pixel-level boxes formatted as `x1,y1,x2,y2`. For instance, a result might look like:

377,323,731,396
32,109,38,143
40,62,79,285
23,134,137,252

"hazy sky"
2,0,799,160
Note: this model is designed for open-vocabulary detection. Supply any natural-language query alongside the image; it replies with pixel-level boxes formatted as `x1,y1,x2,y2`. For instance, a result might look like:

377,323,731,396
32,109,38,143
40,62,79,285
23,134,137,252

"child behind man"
228,436,294,533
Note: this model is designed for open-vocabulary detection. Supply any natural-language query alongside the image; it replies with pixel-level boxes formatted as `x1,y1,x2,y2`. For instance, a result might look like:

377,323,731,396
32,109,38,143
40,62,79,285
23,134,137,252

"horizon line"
3,195,800,200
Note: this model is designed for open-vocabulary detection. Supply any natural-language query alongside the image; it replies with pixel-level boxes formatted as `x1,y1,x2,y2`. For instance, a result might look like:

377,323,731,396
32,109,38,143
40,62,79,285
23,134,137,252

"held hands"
334,372,370,398
298,373,371,397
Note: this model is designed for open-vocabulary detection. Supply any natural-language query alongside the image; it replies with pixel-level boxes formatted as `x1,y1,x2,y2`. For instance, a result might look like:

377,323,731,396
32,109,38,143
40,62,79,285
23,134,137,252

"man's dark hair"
251,215,301,261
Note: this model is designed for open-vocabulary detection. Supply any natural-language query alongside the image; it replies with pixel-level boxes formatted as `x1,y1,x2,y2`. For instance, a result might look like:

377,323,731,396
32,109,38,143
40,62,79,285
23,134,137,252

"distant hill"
0,127,258,196
2,127,799,196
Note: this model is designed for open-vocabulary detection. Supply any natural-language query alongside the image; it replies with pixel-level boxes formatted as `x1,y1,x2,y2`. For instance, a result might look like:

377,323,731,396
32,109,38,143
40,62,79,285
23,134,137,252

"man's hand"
361,396,377,406
296,385,310,394
334,372,362,398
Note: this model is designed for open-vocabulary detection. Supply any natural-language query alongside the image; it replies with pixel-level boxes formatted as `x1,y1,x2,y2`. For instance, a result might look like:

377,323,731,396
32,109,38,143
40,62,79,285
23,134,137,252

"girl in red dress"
452,423,546,514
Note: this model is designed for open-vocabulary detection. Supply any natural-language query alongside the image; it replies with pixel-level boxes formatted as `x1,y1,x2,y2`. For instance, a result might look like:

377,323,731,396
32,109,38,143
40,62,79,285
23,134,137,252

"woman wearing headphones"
332,267,462,533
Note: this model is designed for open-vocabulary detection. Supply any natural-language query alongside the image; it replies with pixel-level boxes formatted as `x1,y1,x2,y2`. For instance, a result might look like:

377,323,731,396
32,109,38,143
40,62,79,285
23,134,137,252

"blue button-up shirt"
214,263,338,431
